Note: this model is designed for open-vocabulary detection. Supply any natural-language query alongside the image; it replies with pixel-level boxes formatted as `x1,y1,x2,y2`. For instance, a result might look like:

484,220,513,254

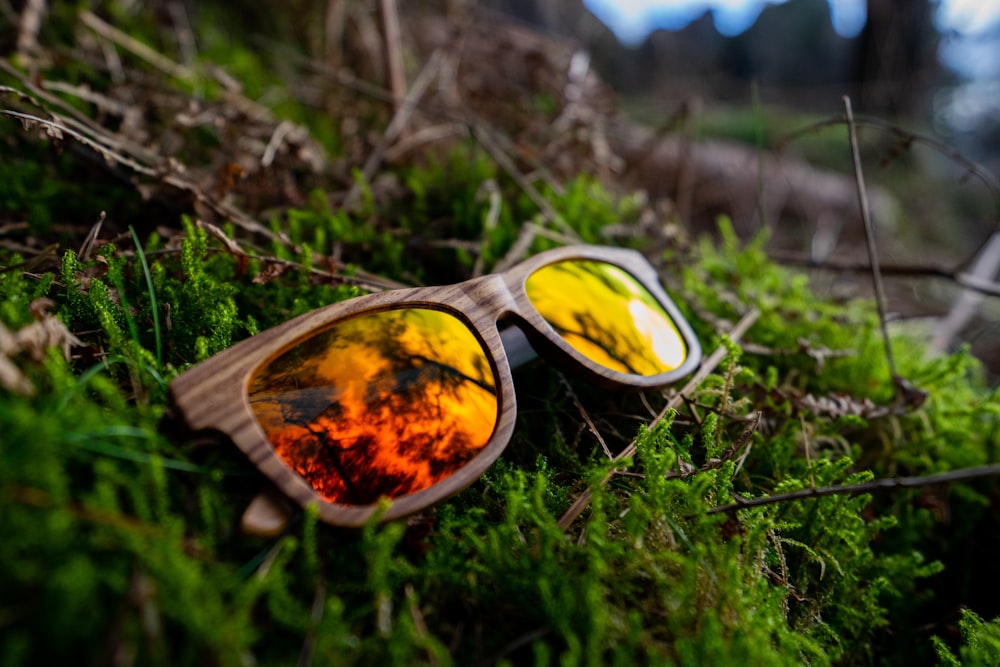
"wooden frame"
169,245,702,527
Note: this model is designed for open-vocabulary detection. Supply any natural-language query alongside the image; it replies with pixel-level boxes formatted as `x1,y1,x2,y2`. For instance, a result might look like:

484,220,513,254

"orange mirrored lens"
247,308,498,506
524,259,687,376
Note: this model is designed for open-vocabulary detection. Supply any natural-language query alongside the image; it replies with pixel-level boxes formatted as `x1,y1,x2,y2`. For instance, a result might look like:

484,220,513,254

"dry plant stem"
379,0,406,111
673,106,697,226
80,11,193,81
0,243,58,274
472,179,502,277
559,375,613,460
78,211,106,262
40,81,131,116
324,0,347,68
781,114,1000,216
929,231,1000,355
0,61,184,177
383,123,469,163
556,307,760,532
261,121,295,168
0,92,285,246
342,51,444,210
493,225,584,273
297,574,327,667
709,462,1000,515
767,250,1000,299
16,0,45,58
663,411,761,481
844,96,897,380
470,124,579,240
166,229,406,292
403,584,440,666
136,233,404,293
77,14,282,130
0,66,152,160
166,0,198,65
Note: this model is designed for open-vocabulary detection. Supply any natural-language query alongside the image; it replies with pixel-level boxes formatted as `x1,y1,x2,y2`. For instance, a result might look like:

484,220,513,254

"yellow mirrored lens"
247,308,498,506
524,259,687,375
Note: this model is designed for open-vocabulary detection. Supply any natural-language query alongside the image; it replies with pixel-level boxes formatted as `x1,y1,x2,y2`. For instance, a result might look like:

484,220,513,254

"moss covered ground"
2,3,1000,665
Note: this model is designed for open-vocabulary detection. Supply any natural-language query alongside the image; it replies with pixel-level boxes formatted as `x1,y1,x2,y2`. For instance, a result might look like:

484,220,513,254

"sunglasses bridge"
169,246,702,528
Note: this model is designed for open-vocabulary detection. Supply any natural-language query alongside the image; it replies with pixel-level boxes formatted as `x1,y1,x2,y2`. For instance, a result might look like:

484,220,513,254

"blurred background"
3,0,998,373
485,0,1000,173
475,0,1000,375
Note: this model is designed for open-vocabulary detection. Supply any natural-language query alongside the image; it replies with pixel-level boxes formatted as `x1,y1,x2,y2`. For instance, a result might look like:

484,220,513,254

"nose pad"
459,274,538,371
499,325,538,370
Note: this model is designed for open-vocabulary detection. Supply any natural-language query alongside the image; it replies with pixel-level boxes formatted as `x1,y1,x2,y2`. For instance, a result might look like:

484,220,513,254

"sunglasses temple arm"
499,325,538,371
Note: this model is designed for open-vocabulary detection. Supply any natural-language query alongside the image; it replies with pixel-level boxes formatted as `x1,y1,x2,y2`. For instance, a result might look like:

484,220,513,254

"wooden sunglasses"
169,245,702,529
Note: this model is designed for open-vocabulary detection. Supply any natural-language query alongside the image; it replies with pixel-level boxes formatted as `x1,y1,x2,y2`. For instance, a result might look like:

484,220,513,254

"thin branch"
0,62,158,163
261,120,295,168
0,107,158,176
166,0,198,66
930,231,1000,354
844,96,896,380
247,37,586,241
78,211,106,262
556,307,761,531
16,0,46,59
139,244,406,293
80,10,193,80
708,463,1000,515
0,94,285,245
471,124,579,240
767,249,1000,299
379,0,406,111
342,50,444,210
780,113,1000,218
559,375,613,460
662,411,761,480
473,178,502,277
297,573,327,667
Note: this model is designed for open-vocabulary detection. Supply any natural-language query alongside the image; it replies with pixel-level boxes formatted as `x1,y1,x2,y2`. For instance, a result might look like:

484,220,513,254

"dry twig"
556,307,760,531
342,50,445,210
709,463,1000,515
844,96,896,381
16,0,46,59
929,232,1000,355
378,0,406,111
766,250,1000,299
0,86,288,245
80,10,194,81
781,114,1000,218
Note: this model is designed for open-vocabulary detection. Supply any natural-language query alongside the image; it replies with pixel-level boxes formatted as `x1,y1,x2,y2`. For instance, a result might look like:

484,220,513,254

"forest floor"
2,3,1000,665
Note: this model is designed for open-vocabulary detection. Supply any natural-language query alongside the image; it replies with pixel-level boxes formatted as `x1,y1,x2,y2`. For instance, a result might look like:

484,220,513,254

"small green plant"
3,4,999,665
934,610,1000,667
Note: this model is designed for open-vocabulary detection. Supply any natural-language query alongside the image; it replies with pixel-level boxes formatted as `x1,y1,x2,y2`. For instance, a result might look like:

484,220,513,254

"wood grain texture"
169,245,702,527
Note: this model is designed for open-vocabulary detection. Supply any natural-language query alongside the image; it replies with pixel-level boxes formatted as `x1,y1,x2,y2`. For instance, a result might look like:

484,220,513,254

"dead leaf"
252,261,292,285
0,354,36,396
0,300,83,395
196,219,245,256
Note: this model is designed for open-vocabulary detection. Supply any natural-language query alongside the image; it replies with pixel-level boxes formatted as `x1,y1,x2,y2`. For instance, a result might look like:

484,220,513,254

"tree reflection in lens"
247,308,498,506
525,259,687,375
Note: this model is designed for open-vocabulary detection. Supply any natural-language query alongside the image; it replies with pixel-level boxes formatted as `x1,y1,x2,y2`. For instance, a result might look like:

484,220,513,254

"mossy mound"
2,4,999,665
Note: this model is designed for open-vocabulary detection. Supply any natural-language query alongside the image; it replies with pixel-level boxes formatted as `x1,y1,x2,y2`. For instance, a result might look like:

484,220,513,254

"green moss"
4,155,999,666
934,610,1000,666
3,5,1000,665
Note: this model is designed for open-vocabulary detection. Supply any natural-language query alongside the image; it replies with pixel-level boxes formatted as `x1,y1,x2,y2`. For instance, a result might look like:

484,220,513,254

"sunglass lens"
524,259,687,376
247,308,498,507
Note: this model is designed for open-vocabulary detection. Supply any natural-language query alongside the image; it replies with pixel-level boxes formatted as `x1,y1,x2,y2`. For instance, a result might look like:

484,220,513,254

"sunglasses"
169,245,702,528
